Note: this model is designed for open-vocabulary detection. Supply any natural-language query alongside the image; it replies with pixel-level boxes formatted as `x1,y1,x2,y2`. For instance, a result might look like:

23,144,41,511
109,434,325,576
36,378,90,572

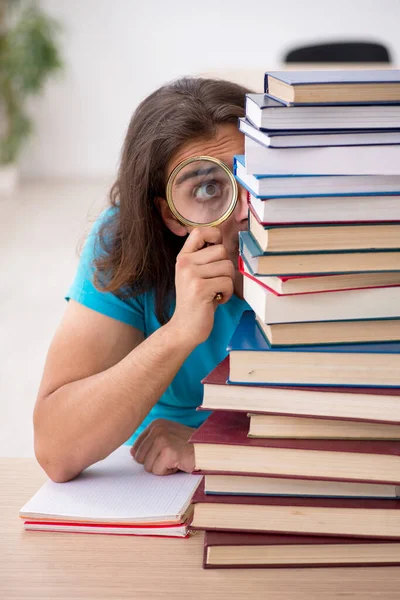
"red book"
190,410,400,485
239,253,400,297
201,356,400,425
191,479,400,539
204,530,400,568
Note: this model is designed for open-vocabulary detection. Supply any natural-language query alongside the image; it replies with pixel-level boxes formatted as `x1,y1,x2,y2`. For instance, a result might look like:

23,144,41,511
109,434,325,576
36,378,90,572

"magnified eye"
194,180,223,201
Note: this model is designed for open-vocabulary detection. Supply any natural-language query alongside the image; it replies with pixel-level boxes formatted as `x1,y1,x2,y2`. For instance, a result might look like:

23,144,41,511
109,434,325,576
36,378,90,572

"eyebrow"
175,166,218,186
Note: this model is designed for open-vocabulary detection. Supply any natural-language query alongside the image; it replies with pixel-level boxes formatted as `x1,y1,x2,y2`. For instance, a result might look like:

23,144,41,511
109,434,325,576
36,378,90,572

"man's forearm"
34,320,197,482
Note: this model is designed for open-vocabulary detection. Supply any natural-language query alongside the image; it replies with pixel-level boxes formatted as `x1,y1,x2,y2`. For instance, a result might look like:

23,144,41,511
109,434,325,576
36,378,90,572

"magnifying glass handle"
204,242,223,302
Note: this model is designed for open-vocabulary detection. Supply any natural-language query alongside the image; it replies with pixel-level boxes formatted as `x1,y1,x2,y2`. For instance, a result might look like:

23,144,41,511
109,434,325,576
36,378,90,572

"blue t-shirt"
66,208,250,445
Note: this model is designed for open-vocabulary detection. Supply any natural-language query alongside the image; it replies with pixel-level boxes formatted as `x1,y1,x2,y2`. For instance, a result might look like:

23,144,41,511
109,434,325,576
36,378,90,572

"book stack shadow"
189,69,400,569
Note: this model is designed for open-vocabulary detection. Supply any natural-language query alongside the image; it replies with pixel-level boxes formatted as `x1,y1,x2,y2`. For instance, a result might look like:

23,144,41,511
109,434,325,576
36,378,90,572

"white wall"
20,0,400,180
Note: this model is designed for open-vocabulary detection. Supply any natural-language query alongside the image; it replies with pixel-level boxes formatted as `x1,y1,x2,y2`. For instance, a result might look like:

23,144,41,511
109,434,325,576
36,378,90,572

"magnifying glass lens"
169,158,235,225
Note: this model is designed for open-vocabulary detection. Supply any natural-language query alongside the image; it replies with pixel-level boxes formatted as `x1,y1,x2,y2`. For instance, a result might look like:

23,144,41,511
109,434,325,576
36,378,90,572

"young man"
33,77,250,482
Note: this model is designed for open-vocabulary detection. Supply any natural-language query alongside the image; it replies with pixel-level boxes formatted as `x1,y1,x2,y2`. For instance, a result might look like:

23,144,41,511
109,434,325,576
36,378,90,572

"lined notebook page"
20,446,202,523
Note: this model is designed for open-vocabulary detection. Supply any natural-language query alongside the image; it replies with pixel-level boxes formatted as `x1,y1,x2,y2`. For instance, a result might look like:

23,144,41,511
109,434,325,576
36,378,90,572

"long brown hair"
94,77,251,324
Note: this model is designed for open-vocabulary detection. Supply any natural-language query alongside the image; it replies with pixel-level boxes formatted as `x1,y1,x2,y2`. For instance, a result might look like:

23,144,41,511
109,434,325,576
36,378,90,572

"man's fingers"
180,227,222,254
144,441,178,475
131,430,153,463
139,432,169,470
151,450,179,476
143,442,163,473
209,276,234,305
197,260,236,281
131,428,149,457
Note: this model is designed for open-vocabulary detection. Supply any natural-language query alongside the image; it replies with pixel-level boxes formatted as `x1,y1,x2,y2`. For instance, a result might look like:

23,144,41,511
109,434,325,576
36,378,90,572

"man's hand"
170,226,235,347
130,419,195,475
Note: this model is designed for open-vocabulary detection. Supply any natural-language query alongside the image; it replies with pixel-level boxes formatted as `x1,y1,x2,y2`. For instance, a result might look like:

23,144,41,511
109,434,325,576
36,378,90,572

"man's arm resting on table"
33,300,198,483
34,227,235,483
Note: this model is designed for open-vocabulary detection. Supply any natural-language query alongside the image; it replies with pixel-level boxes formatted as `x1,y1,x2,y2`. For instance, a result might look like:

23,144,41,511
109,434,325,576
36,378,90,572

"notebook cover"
189,410,400,458
201,355,400,399
23,520,187,529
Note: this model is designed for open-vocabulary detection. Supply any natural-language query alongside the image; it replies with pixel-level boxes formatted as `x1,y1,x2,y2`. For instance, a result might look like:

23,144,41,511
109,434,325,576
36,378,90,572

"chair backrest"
285,42,391,63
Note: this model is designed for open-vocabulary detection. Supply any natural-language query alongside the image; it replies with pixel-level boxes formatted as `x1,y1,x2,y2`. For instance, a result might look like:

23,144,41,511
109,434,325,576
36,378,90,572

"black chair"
284,41,391,64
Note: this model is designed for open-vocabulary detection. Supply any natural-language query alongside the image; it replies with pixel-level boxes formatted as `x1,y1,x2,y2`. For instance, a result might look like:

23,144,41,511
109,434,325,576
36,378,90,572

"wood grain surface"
1,458,400,599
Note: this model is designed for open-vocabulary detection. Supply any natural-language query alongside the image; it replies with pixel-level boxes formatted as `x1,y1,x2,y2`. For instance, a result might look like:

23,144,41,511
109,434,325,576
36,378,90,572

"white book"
245,135,400,175
243,265,400,324
239,117,400,148
20,446,202,537
204,473,400,499
234,155,400,199
248,191,400,225
246,93,400,130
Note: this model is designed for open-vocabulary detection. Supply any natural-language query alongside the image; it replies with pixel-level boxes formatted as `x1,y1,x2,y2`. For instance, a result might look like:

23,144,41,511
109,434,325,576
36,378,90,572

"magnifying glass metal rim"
165,155,238,228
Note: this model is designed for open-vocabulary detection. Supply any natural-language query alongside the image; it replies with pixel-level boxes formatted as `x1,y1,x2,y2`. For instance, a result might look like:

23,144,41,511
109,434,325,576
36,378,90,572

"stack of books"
189,70,400,569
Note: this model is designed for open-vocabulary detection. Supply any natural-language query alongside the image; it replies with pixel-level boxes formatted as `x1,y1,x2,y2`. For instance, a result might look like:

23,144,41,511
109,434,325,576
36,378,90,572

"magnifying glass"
166,156,239,301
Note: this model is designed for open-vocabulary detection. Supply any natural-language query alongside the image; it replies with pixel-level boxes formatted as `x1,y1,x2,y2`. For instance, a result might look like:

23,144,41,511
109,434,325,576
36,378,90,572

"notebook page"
20,446,202,523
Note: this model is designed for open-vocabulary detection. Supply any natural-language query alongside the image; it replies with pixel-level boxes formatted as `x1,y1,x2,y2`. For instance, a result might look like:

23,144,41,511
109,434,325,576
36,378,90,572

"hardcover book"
200,356,400,424
190,411,400,485
248,204,400,253
242,263,400,325
253,314,400,347
202,472,400,500
237,255,400,296
239,230,400,276
191,479,400,538
203,530,400,568
234,154,400,199
263,70,400,105
244,135,400,176
239,117,400,149
227,310,400,387
247,413,400,440
245,93,400,130
247,189,400,225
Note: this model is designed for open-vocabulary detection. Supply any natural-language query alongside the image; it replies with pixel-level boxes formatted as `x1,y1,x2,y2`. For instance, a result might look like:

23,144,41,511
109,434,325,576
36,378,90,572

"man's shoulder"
90,204,119,234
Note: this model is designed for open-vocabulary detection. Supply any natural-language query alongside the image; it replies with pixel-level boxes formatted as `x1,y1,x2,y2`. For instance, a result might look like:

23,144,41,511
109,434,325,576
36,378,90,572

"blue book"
245,93,400,130
233,154,400,200
264,70,400,105
239,230,400,276
227,310,400,387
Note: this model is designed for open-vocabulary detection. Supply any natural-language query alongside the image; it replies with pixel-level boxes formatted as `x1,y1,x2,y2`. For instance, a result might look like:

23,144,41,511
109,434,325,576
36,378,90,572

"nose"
234,183,249,223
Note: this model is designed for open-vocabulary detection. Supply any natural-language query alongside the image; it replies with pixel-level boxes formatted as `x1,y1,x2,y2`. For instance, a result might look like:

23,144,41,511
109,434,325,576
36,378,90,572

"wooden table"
2,458,400,599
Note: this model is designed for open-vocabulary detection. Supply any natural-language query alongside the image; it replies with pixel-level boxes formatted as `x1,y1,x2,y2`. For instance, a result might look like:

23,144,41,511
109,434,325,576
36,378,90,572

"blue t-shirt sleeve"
66,209,146,332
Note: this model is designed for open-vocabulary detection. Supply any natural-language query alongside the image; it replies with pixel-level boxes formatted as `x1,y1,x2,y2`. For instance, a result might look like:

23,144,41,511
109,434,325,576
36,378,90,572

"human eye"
193,179,224,201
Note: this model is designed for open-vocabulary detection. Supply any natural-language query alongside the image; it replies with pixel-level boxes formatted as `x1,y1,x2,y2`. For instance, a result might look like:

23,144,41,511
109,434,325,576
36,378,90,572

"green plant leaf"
0,1,64,164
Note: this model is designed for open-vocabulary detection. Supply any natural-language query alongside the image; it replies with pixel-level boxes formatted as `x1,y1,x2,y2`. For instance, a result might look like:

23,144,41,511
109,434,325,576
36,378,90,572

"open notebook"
20,446,202,538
